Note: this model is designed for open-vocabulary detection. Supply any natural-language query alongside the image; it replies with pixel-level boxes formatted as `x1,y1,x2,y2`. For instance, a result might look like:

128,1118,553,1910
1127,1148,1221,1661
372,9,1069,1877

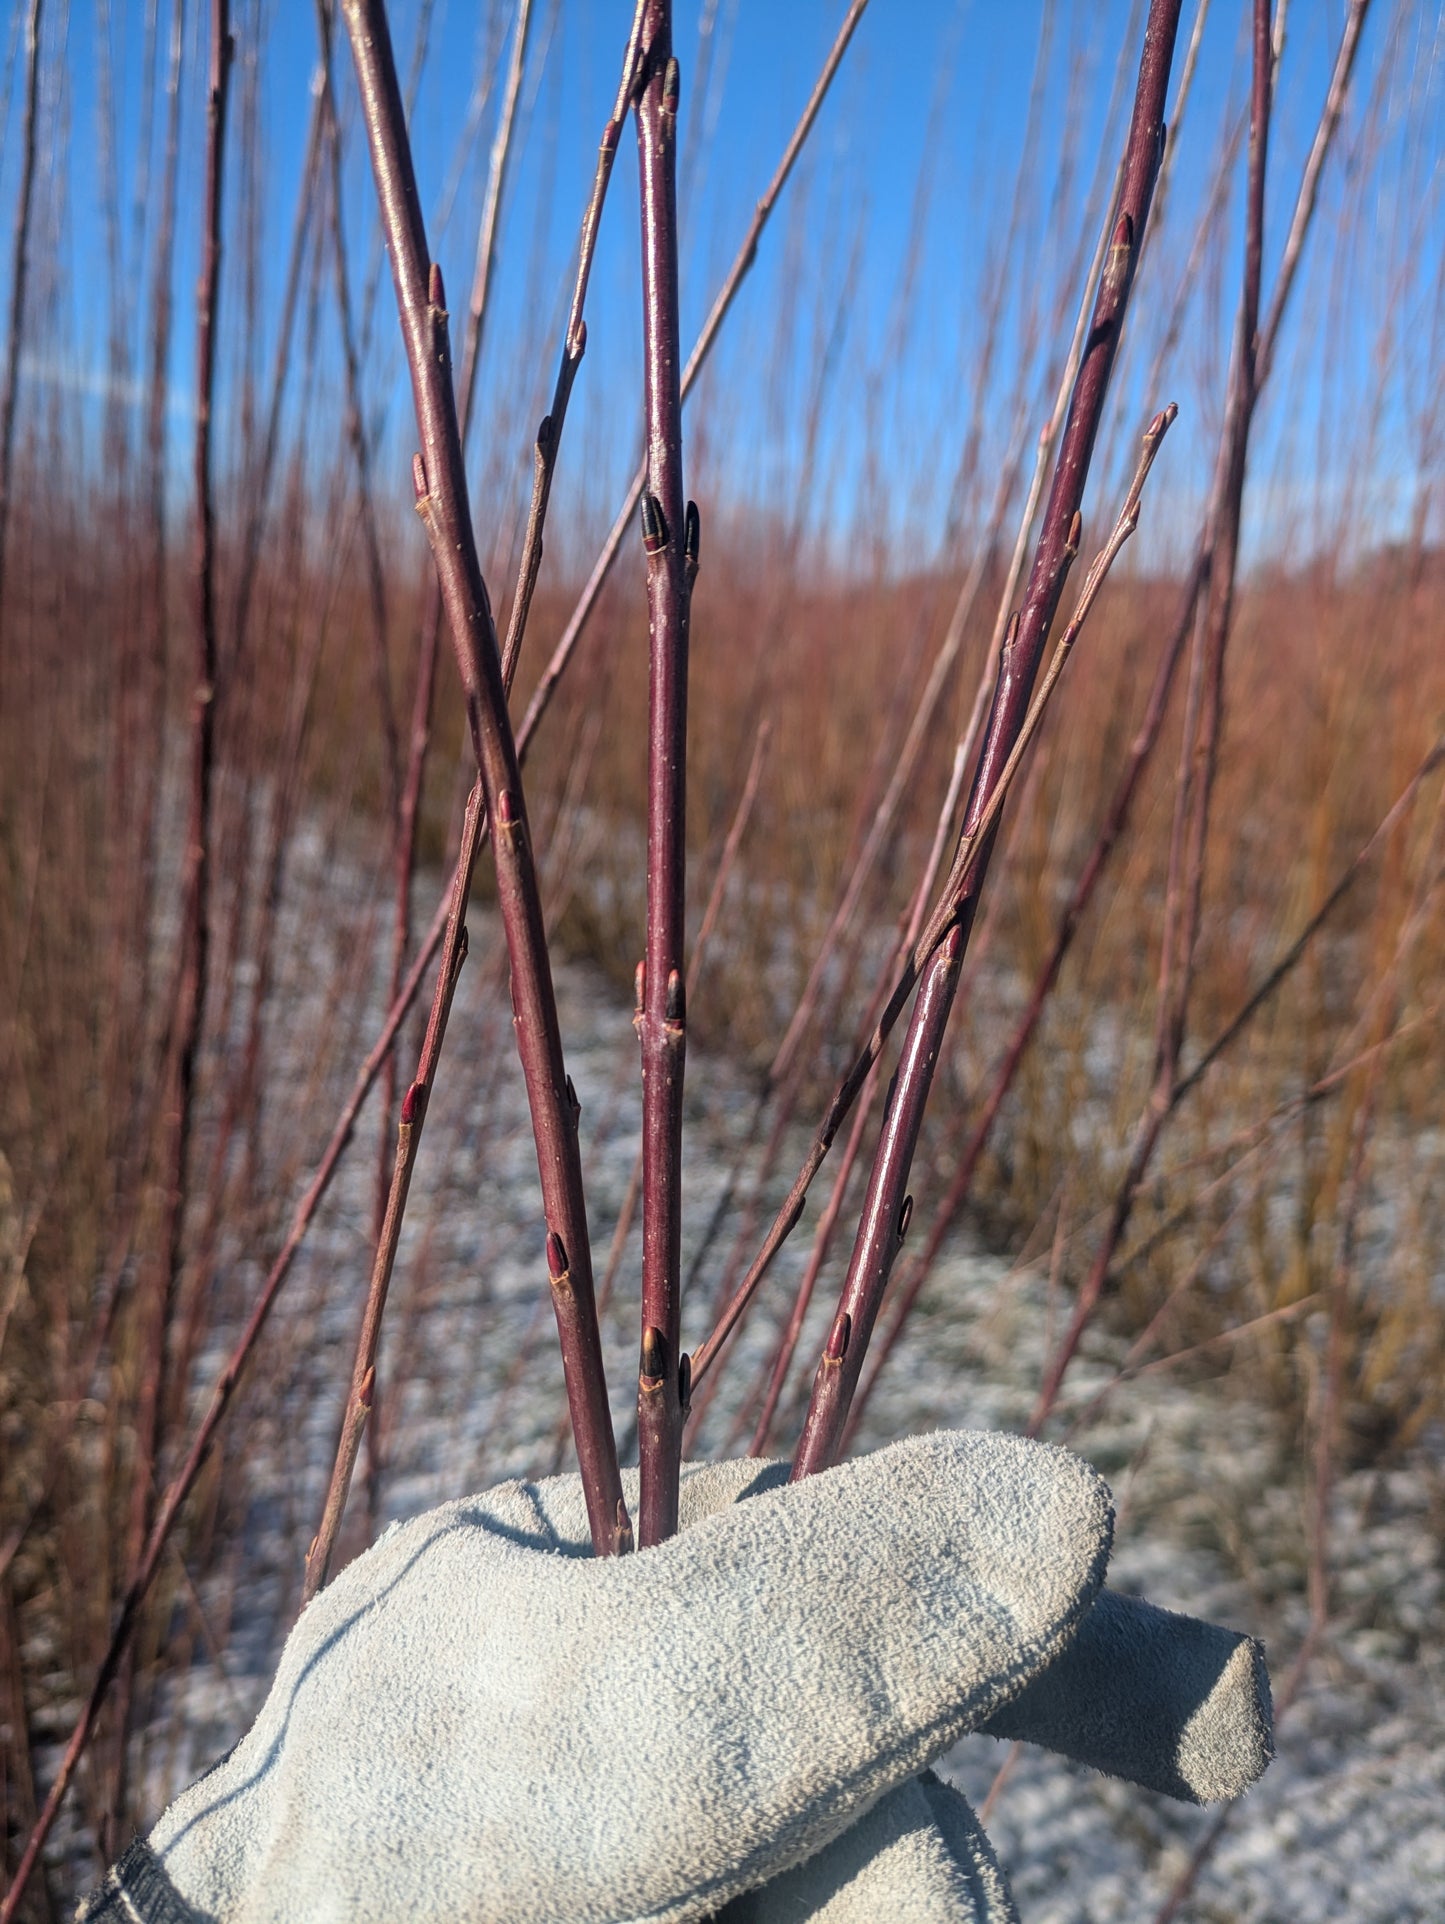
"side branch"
303,785,485,1602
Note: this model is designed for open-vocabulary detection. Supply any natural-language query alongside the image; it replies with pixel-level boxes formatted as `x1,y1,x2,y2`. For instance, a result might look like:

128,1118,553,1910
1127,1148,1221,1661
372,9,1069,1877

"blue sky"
7,1,1443,573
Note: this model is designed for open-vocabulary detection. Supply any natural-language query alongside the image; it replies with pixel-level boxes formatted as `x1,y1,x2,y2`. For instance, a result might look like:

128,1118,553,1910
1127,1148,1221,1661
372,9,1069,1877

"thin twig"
769,432,1027,1090
501,1,647,692
229,81,326,671
455,0,536,451
0,0,41,639
303,786,485,1601
315,0,400,825
514,0,870,755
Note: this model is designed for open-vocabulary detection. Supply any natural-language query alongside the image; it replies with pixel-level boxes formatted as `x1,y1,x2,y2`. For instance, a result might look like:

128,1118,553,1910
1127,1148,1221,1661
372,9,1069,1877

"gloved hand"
78,1431,1272,1924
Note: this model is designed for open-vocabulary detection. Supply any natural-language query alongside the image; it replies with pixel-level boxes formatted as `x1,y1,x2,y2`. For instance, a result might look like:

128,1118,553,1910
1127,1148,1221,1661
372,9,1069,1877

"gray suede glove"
77,1431,1271,1924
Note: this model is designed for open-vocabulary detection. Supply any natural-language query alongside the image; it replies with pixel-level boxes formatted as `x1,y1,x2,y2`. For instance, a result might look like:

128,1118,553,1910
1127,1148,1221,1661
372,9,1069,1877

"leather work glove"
77,1430,1272,1924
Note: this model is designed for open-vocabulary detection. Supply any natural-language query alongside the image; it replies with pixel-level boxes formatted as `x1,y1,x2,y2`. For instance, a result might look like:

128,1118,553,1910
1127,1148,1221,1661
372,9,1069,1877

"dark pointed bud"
684,500,701,569
1067,510,1083,556
678,1352,692,1415
665,968,684,1024
640,1325,667,1387
634,960,646,1016
641,490,668,555
428,260,446,310
663,56,680,115
537,414,554,457
898,1195,913,1241
453,925,470,975
615,1499,634,1555
412,452,427,500
401,1080,425,1124
566,1074,580,1121
825,1311,851,1363
546,1231,569,1282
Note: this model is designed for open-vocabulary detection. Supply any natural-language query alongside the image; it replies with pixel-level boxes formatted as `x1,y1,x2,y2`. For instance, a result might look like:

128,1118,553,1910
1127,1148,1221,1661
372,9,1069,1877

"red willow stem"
1029,0,1277,1438
358,0,532,1530
633,0,692,1549
693,0,1184,1395
339,0,628,1558
848,0,1372,1444
0,0,41,638
360,0,641,1545
312,1,642,1571
792,402,1179,1479
1157,0,1272,1078
315,0,406,1544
